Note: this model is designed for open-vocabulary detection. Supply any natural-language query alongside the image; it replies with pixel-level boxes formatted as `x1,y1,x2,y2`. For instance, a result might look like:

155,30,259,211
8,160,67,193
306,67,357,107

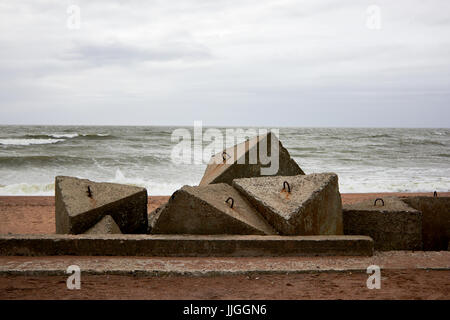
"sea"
0,126,449,195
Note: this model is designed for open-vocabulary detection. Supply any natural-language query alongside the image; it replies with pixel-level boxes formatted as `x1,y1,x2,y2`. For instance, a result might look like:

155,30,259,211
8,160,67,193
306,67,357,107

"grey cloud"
63,41,213,65
0,0,449,127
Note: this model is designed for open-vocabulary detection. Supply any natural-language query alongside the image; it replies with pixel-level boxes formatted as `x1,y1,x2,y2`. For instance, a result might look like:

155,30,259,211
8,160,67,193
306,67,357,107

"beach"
1,270,448,300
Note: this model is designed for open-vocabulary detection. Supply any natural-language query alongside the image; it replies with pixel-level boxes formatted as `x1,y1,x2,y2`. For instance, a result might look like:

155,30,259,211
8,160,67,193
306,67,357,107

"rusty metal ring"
87,186,93,198
283,181,291,193
222,151,229,162
374,198,384,207
434,191,438,198
225,197,234,208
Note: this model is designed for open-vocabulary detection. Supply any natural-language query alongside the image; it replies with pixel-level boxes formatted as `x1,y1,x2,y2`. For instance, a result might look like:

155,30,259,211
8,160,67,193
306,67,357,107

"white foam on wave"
0,138,65,146
108,169,187,195
338,175,450,193
49,133,79,139
0,169,190,196
0,175,448,196
0,182,55,195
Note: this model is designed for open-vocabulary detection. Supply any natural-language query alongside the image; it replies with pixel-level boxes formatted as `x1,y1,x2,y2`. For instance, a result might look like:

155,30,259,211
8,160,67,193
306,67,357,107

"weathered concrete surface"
55,176,147,234
233,173,343,236
1,251,449,277
343,197,422,250
147,202,167,233
199,132,304,186
400,196,450,251
151,184,276,235
84,215,122,235
0,234,373,257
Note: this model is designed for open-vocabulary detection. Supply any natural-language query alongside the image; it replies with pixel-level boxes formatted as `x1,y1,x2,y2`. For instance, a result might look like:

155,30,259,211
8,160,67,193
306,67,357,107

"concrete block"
84,215,122,235
147,202,167,234
343,197,422,251
199,132,304,186
55,176,148,234
400,196,450,250
151,184,277,235
232,173,343,236
0,234,374,257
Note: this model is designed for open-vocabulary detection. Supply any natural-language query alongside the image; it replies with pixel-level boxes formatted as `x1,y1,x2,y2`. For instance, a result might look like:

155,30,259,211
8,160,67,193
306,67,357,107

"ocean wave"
0,170,189,196
0,176,447,196
23,133,78,139
0,138,65,146
0,182,55,195
338,176,450,193
50,133,79,138
366,134,393,139
74,133,114,140
0,155,90,167
432,131,448,136
23,133,111,140
399,139,446,147
107,169,188,194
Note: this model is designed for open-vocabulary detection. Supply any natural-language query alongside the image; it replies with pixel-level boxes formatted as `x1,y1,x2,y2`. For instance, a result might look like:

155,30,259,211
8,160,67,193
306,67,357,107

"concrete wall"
0,234,374,257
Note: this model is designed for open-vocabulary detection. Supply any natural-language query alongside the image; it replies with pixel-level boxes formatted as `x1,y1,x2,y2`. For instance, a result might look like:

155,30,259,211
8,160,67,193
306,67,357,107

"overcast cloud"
0,0,449,127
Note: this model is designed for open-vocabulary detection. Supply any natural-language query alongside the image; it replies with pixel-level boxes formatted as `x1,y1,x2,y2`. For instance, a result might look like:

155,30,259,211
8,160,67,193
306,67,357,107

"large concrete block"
151,184,277,235
232,173,343,236
55,176,148,234
343,197,422,251
400,196,450,251
199,132,304,186
84,215,122,235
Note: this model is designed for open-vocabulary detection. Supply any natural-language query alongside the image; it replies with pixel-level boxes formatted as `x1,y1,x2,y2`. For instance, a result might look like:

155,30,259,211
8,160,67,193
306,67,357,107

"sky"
0,0,449,127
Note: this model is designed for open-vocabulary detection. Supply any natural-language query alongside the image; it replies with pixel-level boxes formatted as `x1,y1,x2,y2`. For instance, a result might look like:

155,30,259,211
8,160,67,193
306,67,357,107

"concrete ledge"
0,251,448,277
0,234,374,257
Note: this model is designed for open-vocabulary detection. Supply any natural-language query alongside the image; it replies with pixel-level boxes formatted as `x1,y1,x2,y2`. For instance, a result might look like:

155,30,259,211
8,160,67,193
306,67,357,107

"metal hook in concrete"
87,186,93,198
225,197,234,208
283,181,291,193
222,151,229,162
374,198,384,207
434,191,438,197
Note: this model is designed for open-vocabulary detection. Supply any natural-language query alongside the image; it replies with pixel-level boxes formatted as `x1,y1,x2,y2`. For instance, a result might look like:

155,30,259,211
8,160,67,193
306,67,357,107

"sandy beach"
0,192,447,235
1,270,449,300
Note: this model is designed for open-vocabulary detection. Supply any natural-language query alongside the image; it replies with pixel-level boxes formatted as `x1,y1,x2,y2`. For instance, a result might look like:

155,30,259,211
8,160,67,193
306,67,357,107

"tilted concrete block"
343,197,422,250
151,184,277,235
232,173,343,236
199,132,304,186
84,215,122,235
400,196,450,251
55,176,148,234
